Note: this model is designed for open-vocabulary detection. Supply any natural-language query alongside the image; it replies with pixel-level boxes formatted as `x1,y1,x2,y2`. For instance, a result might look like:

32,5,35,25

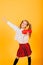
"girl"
3,18,32,65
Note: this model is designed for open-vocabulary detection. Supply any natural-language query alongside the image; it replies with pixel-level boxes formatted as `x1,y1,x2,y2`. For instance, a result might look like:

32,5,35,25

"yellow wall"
0,0,43,65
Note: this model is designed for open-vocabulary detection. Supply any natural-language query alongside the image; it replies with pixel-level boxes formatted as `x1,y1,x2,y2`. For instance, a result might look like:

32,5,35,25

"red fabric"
22,29,32,34
17,43,32,57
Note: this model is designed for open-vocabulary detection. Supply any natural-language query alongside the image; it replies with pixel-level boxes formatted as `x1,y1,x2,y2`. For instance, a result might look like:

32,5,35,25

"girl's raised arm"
2,17,20,32
7,21,20,32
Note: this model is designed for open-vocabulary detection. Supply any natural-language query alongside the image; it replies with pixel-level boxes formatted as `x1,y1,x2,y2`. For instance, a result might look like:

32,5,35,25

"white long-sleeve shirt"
7,21,29,44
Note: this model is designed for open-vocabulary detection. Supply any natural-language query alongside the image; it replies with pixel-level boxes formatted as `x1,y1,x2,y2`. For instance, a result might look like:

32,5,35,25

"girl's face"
21,21,27,29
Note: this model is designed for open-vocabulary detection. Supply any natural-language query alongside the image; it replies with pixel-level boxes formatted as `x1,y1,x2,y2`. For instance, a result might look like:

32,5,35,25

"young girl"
3,18,32,65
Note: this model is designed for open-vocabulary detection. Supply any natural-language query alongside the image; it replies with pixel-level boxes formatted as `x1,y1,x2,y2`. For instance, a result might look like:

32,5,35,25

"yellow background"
0,0,43,65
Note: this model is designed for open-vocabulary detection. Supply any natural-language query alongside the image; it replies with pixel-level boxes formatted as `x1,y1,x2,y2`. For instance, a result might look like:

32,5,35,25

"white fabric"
7,21,29,44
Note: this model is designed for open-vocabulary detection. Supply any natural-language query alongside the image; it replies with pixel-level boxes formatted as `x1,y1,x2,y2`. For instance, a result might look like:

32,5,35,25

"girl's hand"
2,17,7,23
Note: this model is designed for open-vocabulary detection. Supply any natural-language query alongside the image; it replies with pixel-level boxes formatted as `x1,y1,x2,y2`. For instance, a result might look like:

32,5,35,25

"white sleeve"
7,21,20,32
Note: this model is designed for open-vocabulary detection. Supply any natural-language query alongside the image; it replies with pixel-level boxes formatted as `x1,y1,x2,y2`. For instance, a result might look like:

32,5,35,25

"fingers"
2,17,7,23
